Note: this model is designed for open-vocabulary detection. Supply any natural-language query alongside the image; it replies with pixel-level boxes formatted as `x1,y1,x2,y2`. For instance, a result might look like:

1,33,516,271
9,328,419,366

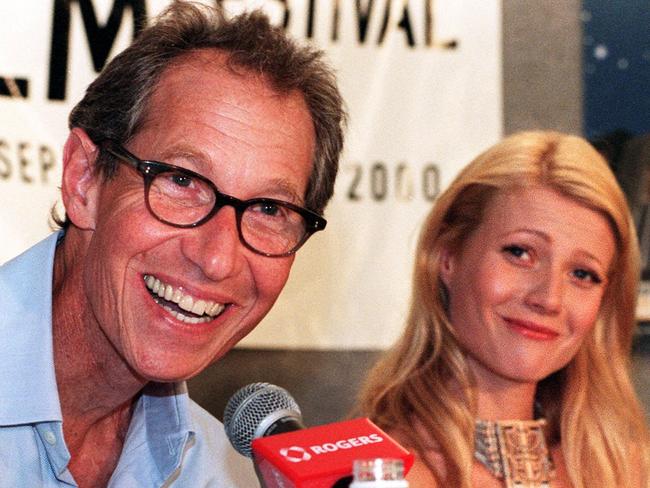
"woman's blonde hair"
357,131,649,487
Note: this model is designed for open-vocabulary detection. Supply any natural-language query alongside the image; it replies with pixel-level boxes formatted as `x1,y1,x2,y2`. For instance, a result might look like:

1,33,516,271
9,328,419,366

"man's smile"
144,274,226,324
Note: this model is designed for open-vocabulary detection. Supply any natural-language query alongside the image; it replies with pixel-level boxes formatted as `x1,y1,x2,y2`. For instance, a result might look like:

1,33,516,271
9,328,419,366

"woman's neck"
466,356,538,420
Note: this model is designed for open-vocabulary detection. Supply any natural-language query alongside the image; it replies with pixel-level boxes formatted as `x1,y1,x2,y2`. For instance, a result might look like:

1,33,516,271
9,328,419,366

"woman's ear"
60,128,101,230
438,244,455,288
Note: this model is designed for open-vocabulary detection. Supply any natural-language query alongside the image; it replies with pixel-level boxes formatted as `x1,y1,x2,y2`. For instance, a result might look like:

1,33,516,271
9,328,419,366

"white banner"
0,0,502,349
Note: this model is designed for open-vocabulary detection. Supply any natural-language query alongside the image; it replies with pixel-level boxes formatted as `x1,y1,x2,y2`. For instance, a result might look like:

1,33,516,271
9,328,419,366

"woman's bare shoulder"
405,456,440,488
385,427,443,488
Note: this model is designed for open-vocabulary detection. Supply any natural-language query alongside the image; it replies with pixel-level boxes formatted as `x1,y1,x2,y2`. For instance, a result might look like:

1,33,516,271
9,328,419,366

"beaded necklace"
474,418,555,487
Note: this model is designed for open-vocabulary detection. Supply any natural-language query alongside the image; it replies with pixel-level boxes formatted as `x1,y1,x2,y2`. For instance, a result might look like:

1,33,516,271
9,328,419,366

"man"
0,2,345,486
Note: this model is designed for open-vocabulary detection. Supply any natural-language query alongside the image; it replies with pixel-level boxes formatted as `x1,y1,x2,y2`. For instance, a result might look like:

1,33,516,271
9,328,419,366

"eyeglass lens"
147,168,308,255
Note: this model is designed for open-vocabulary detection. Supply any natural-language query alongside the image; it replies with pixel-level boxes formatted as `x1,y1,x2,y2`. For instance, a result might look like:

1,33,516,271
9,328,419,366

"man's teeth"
144,275,225,322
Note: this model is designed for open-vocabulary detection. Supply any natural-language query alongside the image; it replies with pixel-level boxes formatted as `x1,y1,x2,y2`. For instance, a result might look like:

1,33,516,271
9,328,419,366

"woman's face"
439,185,615,387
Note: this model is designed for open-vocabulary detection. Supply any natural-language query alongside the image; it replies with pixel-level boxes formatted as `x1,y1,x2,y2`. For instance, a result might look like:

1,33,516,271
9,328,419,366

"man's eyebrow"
158,146,305,204
157,147,208,168
254,177,304,204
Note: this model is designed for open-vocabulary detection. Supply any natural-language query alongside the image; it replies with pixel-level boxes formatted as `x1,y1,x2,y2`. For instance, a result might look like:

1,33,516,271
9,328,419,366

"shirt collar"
124,381,196,481
0,232,63,425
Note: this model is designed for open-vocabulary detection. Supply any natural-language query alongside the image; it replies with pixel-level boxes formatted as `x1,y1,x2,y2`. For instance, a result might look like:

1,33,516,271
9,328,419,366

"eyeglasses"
102,141,326,257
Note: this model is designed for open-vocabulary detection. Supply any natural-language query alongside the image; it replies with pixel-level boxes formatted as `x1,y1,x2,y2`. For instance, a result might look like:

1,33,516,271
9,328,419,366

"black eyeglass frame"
101,140,327,257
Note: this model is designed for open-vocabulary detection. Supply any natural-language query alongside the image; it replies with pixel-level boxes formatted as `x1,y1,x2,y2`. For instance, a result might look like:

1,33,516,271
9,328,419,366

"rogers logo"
310,433,383,455
279,446,312,463
277,433,384,463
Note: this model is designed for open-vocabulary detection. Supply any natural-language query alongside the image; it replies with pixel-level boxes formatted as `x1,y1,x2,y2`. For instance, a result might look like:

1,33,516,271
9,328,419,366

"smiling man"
0,2,345,487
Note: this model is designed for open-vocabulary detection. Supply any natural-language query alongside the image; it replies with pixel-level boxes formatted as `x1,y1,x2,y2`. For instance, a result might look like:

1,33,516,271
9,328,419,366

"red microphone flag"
252,417,414,488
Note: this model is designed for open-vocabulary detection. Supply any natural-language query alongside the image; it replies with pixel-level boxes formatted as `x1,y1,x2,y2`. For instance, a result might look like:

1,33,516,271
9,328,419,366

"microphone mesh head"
223,382,301,458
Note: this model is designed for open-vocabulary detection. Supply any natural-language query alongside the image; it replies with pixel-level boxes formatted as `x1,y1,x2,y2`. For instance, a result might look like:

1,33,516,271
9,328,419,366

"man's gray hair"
68,1,345,217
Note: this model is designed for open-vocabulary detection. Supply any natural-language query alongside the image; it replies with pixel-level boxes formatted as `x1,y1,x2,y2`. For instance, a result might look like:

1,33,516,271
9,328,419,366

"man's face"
82,51,315,381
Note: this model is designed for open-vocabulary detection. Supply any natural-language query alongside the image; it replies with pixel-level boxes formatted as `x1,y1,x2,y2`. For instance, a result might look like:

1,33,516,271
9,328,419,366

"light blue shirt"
0,233,258,487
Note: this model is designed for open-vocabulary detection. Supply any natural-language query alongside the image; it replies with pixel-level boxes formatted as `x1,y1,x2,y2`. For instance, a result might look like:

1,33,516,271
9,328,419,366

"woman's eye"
572,268,602,284
502,245,529,260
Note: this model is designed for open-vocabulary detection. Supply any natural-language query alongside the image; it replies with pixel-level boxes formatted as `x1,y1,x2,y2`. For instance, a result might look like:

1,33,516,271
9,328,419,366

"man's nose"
180,206,245,281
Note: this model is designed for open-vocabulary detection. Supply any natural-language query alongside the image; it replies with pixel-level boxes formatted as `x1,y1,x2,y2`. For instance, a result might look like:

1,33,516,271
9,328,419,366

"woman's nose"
524,267,563,315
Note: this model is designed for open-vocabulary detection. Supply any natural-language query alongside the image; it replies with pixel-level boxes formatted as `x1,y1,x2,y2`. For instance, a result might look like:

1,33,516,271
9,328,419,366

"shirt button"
44,431,57,445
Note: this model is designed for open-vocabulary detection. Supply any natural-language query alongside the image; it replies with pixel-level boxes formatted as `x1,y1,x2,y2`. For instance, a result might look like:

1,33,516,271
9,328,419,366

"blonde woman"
357,131,650,487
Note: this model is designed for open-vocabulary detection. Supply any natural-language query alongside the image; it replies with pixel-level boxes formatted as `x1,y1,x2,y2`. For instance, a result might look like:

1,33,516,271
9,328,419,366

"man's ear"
61,128,101,230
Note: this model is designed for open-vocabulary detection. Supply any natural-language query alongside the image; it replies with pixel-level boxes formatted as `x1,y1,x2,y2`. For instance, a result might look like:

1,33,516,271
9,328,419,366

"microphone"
224,382,306,458
223,382,413,488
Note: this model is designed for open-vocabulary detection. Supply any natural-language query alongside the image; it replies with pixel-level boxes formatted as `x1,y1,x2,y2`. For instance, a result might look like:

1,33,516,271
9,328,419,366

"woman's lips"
504,318,559,340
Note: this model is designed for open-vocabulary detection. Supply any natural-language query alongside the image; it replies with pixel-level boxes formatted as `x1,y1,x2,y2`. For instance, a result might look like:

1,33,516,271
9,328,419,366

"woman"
356,131,650,487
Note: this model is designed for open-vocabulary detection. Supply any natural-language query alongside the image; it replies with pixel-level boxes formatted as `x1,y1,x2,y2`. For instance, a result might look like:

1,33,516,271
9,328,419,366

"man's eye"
260,203,280,216
171,174,193,188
